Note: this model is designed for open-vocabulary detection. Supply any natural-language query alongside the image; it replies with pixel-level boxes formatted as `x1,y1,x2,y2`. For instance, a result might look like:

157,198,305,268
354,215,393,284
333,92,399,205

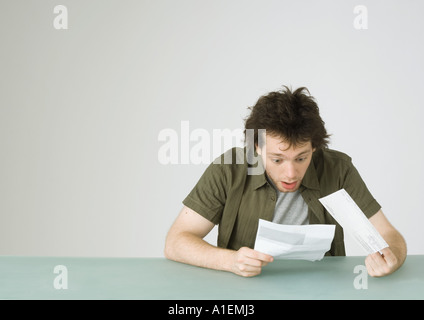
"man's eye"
297,157,306,162
272,159,281,163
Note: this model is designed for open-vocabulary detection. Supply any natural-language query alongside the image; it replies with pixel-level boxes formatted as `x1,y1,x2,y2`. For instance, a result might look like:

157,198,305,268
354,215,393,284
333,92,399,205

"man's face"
256,135,315,193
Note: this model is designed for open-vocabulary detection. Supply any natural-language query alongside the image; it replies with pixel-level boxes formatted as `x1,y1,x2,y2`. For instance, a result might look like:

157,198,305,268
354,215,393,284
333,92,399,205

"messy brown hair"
244,86,330,150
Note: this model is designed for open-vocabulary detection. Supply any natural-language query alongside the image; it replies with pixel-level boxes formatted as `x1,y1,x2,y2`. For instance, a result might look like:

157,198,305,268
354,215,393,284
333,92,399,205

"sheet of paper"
254,219,336,261
318,189,388,254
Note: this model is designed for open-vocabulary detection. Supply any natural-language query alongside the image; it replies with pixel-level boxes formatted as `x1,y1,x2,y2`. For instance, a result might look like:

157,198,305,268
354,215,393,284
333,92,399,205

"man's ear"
255,143,262,156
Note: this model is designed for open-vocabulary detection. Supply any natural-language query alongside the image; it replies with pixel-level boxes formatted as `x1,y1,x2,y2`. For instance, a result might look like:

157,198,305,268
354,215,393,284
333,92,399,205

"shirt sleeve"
342,162,381,219
182,162,228,225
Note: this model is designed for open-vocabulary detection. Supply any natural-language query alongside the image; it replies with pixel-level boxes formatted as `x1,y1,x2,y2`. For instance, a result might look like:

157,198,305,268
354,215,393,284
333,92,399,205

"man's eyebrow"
295,150,312,157
269,150,312,157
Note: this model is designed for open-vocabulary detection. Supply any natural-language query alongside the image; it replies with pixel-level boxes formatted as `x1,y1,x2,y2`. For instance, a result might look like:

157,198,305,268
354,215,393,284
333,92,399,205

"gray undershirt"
267,177,309,225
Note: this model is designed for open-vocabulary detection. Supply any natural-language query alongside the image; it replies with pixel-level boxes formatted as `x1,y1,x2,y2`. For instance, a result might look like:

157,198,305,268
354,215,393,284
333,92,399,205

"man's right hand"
165,207,274,277
231,247,274,277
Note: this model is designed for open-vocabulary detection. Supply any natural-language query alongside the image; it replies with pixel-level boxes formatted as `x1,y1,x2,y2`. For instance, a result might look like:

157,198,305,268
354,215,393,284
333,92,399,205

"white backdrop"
0,0,423,257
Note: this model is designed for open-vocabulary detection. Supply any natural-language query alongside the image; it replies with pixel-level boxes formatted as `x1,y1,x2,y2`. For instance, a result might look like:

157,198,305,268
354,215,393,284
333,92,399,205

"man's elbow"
164,245,173,261
164,232,176,260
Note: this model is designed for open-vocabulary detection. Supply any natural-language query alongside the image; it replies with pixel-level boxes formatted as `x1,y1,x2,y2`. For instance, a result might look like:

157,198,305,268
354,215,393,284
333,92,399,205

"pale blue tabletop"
1,255,423,300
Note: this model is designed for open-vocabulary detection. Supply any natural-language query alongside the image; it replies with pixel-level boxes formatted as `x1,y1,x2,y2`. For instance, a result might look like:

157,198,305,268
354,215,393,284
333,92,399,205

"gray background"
0,0,423,257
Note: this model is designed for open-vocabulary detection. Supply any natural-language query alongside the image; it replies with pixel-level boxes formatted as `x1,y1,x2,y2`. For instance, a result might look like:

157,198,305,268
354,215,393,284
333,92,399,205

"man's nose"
283,162,297,180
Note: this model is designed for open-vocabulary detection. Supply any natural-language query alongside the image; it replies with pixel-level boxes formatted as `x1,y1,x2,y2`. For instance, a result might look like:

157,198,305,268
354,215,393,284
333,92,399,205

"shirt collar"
300,156,320,191
249,156,268,190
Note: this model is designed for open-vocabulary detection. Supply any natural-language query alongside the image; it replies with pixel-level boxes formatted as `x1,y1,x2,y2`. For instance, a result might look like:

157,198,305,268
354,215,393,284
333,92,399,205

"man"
164,86,407,277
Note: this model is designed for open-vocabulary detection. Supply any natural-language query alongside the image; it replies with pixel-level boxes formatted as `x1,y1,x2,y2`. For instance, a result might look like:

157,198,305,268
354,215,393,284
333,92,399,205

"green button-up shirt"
183,147,381,256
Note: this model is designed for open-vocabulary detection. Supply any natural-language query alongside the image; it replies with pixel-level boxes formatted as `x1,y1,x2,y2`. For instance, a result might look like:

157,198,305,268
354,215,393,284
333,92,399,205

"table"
1,255,423,300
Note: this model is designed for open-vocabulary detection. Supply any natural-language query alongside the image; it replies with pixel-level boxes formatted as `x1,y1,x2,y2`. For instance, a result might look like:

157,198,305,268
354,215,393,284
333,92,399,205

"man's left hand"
365,247,399,277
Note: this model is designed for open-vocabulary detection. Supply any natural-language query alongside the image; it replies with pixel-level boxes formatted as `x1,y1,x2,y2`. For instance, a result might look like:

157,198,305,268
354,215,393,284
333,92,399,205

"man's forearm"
164,231,235,272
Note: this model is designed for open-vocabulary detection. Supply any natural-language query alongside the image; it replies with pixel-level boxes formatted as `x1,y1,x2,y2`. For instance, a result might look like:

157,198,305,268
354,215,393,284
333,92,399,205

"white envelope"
318,188,388,254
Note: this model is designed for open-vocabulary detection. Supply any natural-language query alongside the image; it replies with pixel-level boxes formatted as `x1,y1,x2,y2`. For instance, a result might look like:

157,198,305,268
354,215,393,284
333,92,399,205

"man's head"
244,86,330,192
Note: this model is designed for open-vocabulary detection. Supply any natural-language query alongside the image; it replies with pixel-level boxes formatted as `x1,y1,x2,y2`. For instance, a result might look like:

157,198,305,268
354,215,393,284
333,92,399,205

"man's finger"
365,257,377,276
242,256,264,268
247,249,274,263
380,247,398,267
370,251,385,265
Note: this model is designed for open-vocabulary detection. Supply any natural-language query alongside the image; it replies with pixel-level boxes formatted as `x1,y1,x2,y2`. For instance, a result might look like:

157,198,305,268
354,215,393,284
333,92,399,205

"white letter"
212,305,220,315
53,265,68,289
353,5,368,30
353,265,368,289
212,128,244,163
190,128,210,165
247,129,266,175
158,128,179,164
180,121,190,164
53,5,68,30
